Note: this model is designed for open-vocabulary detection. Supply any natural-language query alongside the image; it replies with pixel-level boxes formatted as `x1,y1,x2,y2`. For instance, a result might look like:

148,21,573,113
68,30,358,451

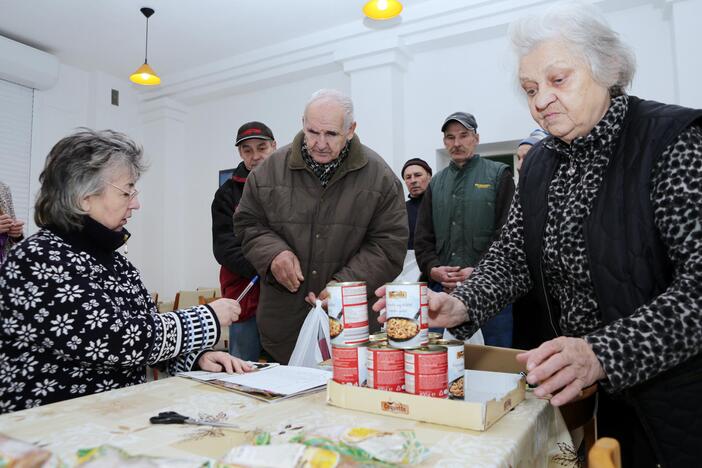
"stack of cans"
331,281,465,399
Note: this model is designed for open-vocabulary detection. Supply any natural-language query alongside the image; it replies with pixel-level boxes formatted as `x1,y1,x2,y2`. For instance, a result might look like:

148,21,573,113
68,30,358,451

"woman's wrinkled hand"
208,298,241,327
372,286,470,329
197,351,253,374
516,336,606,406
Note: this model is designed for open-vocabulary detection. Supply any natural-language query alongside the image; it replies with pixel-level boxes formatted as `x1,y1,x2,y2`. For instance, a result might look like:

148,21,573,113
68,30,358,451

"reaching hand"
197,351,253,374
271,250,304,292
516,336,606,407
208,298,241,327
372,286,469,329
305,288,330,308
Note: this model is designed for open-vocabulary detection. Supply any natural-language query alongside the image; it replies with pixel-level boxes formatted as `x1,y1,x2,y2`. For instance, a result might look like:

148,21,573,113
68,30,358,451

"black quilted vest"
519,96,702,342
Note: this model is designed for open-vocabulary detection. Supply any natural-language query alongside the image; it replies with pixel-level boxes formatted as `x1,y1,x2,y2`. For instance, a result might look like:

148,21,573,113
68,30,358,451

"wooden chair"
588,437,621,468
559,383,598,458
172,290,202,310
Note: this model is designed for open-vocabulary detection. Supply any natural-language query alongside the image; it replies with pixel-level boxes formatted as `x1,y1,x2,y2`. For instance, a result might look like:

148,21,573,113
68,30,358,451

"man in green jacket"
234,89,407,363
414,112,515,346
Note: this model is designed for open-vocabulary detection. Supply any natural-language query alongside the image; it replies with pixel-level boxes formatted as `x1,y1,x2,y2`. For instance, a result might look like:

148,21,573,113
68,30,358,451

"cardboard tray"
326,344,527,431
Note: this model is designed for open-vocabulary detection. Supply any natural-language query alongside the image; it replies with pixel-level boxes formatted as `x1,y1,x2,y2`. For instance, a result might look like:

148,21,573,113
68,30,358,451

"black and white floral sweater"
0,219,220,413
450,95,702,392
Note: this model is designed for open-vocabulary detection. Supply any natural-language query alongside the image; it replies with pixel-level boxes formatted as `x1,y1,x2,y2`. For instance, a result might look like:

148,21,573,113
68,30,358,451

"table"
0,376,576,467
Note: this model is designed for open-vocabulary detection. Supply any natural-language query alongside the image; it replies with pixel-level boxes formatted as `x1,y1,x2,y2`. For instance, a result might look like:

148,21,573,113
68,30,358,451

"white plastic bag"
393,250,421,282
288,300,331,368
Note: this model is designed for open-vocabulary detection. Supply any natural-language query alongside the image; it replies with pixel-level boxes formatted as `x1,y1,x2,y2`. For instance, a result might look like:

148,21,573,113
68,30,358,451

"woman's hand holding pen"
209,299,242,327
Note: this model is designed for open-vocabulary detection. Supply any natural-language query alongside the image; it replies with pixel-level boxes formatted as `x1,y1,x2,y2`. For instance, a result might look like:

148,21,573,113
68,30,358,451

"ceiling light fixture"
130,7,161,85
363,0,403,20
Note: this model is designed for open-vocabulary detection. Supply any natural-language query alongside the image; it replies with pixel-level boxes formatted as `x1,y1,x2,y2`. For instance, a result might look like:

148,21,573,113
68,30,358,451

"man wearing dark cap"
414,112,515,346
211,121,277,361
401,158,432,250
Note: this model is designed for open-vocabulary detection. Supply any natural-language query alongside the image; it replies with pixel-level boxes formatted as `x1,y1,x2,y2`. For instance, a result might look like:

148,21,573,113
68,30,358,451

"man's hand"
208,298,241,327
0,214,12,234
305,288,330,308
8,219,24,238
516,337,606,407
430,265,461,284
441,267,474,292
372,286,470,329
197,351,253,374
271,250,304,292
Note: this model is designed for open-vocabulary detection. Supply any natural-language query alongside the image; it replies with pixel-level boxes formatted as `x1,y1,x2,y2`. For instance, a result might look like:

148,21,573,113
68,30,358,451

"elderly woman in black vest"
373,4,702,467
0,129,252,414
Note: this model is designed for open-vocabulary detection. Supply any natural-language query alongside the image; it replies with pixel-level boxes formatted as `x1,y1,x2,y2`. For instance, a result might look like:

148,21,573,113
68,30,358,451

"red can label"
404,347,448,398
367,345,404,392
328,282,369,345
332,344,368,386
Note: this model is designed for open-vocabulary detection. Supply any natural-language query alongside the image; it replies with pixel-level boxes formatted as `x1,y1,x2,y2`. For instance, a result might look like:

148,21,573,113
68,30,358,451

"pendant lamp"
363,0,403,20
130,7,161,85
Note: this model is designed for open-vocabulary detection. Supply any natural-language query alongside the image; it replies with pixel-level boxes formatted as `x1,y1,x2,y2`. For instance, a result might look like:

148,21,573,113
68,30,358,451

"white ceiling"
0,0,433,79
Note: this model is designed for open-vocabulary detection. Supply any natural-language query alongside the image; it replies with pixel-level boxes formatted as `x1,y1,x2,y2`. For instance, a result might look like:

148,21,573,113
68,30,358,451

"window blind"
0,79,34,226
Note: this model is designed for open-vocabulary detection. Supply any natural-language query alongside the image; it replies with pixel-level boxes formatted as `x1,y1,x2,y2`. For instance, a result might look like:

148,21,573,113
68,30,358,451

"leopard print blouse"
450,95,702,392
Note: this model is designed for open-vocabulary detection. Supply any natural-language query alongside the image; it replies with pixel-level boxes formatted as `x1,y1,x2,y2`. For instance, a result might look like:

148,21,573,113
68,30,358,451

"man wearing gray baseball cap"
414,111,515,346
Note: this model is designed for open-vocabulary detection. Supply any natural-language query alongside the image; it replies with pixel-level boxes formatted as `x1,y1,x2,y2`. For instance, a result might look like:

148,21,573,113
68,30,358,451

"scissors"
149,411,255,431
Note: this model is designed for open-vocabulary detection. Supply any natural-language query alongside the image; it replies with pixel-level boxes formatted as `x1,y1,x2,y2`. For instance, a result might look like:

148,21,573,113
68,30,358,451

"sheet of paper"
214,366,331,395
180,365,331,396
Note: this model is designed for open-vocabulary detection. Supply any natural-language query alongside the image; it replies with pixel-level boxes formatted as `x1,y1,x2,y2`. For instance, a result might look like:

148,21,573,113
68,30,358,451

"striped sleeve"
147,304,220,366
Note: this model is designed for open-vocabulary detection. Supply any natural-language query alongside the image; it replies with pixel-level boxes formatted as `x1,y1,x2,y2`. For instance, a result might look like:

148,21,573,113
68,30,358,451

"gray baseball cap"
441,112,478,132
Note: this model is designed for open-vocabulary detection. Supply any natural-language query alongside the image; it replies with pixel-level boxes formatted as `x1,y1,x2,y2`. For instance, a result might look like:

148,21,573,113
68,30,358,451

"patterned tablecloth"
0,376,577,467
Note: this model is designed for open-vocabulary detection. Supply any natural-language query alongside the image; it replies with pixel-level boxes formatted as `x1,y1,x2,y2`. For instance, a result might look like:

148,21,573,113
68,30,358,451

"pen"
236,275,259,302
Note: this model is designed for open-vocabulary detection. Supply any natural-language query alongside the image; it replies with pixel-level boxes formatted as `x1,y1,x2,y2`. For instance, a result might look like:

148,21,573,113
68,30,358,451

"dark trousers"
598,355,702,468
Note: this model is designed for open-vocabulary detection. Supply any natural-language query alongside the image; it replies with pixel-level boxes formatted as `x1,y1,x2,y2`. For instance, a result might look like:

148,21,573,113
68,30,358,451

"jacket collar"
449,154,480,172
289,130,368,179
232,161,250,183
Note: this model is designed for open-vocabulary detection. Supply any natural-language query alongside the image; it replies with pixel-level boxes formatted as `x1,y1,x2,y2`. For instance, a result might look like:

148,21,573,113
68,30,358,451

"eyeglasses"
105,181,140,200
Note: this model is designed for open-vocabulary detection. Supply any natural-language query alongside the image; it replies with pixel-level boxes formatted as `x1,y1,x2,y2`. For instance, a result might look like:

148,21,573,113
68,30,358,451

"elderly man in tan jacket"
234,89,407,363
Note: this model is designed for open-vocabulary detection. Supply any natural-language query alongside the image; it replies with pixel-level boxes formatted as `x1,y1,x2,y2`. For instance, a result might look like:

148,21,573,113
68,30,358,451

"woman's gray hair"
35,128,146,231
303,89,355,131
509,2,636,97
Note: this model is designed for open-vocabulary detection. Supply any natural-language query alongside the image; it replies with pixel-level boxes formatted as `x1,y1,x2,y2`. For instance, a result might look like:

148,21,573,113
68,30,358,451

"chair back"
588,437,621,468
173,290,202,310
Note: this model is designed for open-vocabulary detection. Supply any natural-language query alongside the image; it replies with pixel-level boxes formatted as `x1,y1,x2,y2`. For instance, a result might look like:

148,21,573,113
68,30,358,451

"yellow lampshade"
130,62,161,85
363,0,403,20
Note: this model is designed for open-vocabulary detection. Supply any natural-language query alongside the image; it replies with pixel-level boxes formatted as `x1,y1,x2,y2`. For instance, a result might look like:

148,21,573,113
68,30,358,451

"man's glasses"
105,181,139,200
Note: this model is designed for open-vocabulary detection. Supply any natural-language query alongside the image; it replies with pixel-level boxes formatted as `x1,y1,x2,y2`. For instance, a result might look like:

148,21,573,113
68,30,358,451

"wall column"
131,98,189,301
339,48,411,176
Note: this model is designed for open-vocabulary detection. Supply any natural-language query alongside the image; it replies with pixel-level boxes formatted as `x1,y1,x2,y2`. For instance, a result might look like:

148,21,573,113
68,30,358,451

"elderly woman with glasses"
0,129,252,414
374,4,702,466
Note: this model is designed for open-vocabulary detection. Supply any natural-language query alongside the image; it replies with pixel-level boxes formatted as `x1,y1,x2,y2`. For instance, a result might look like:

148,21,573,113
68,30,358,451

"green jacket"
414,155,514,276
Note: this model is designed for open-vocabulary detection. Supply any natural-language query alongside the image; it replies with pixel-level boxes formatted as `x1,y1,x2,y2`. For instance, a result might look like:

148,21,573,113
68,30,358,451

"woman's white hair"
303,89,355,131
509,1,636,96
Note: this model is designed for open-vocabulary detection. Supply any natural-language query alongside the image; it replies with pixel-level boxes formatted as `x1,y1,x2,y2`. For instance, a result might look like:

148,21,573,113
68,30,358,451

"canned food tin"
367,343,405,392
428,332,443,342
404,346,448,398
328,282,369,345
431,339,465,399
369,332,387,343
332,343,369,386
384,282,428,349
